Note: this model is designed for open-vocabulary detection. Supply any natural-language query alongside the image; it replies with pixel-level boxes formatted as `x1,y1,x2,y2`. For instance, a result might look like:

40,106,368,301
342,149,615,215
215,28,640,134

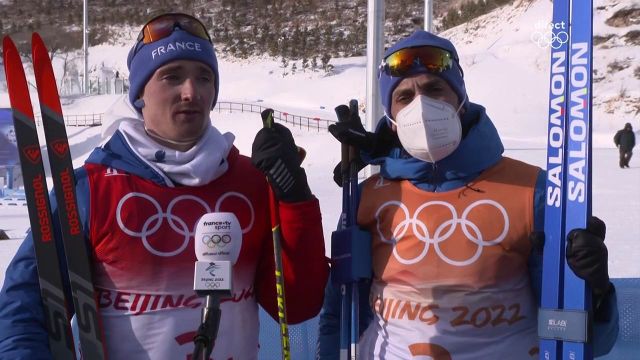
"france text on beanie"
127,29,220,111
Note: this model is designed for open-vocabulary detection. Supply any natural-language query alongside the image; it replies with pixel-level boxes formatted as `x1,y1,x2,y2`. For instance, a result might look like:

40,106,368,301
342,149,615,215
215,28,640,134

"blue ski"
562,0,594,358
539,1,594,359
539,0,571,358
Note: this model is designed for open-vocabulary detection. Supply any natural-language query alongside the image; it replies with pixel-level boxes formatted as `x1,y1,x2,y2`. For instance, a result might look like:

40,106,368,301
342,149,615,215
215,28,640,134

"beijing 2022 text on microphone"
191,212,242,360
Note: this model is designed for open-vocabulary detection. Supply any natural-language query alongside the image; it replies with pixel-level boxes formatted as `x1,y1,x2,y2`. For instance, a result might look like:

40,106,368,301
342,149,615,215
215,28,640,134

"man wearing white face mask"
388,89,465,163
317,30,618,359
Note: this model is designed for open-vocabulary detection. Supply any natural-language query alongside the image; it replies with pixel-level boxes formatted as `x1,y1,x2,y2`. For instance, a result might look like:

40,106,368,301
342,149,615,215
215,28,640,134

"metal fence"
59,77,129,96
215,102,336,132
35,113,103,127
37,101,335,131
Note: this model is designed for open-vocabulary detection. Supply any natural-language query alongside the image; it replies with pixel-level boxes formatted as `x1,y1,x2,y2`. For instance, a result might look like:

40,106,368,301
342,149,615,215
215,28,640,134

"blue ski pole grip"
331,225,372,285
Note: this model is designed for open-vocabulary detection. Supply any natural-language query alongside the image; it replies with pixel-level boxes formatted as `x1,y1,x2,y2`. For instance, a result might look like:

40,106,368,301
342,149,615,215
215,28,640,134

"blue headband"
127,29,220,112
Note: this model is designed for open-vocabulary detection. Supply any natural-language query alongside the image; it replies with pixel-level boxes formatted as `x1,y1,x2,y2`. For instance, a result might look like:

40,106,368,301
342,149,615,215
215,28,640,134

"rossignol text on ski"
2,33,108,360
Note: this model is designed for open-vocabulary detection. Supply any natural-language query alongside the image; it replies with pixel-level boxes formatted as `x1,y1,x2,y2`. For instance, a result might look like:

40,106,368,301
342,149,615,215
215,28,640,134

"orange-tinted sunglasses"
137,13,211,45
380,46,454,77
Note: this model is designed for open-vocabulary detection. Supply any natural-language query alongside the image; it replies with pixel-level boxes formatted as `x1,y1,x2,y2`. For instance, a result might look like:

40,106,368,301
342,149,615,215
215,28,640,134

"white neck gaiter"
118,120,235,187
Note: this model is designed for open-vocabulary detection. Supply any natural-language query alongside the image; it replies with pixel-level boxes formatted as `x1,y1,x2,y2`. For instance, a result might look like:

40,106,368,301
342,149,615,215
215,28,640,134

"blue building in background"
0,108,19,197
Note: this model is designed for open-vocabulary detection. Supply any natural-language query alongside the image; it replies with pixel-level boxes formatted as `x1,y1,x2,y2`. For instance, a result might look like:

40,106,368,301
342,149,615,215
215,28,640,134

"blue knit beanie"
127,28,220,112
379,31,467,119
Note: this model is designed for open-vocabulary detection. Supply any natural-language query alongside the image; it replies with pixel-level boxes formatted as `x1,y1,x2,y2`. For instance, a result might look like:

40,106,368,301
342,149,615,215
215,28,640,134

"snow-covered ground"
1,0,639,287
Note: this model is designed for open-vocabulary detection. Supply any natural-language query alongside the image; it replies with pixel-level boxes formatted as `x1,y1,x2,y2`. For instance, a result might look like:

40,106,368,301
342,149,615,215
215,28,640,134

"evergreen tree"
321,53,331,73
237,36,248,59
280,56,289,77
0,0,432,61
302,26,311,55
291,25,301,59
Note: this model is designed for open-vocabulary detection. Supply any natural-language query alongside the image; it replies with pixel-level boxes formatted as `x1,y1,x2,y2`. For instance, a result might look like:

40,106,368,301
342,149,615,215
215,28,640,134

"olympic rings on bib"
116,191,254,257
374,199,509,266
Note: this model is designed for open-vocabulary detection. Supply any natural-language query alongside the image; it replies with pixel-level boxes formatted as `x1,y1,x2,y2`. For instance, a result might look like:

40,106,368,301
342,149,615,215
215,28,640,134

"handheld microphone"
193,212,242,295
192,212,242,360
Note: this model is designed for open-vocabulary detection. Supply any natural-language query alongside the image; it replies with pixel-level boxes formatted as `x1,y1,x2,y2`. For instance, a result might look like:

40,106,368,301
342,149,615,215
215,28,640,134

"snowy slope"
440,0,640,147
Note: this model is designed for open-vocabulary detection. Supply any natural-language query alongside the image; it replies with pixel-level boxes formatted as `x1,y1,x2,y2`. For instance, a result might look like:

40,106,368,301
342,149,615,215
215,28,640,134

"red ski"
2,33,108,359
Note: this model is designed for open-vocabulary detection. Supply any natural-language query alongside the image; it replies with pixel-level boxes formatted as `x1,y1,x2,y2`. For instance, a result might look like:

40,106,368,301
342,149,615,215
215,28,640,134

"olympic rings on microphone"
374,199,509,266
202,234,232,248
116,191,255,257
205,282,221,289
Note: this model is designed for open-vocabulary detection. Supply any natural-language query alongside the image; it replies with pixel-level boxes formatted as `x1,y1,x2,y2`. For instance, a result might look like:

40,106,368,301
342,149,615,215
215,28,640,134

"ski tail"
2,35,76,359
31,33,108,360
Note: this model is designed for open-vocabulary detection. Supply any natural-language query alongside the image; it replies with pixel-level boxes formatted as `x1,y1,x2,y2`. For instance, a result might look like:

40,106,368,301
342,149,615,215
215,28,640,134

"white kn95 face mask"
389,95,465,163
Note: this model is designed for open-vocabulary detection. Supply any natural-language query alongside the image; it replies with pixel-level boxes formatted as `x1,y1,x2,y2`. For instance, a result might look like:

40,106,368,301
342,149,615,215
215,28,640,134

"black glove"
329,101,402,187
529,231,545,255
328,104,376,153
251,122,312,203
332,156,366,187
566,216,611,297
329,102,370,187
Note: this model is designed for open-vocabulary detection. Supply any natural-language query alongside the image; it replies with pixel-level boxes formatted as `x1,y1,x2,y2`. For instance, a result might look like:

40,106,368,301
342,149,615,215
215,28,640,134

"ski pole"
333,100,367,360
347,100,360,360
260,108,292,360
336,103,352,360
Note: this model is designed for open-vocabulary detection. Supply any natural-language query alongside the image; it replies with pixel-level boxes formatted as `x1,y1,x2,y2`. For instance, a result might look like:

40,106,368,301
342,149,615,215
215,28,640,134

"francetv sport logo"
531,20,569,49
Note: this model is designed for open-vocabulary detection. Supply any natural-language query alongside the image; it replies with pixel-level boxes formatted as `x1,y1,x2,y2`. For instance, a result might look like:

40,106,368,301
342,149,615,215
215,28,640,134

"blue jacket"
0,131,170,359
317,103,619,358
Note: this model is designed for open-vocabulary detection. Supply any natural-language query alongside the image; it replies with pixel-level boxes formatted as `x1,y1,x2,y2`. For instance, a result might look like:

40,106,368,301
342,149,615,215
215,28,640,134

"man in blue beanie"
0,12,328,359
317,30,618,359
